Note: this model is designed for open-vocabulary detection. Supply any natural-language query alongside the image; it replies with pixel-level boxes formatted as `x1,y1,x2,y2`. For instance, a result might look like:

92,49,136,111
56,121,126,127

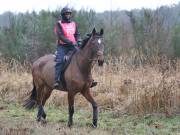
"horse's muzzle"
97,51,104,66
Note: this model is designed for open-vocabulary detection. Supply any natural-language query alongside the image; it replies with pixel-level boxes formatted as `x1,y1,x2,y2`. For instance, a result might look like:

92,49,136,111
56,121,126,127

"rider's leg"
54,46,66,88
64,46,77,61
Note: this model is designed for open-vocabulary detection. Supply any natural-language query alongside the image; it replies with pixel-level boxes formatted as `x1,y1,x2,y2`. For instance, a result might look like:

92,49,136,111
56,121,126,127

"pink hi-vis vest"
54,21,76,45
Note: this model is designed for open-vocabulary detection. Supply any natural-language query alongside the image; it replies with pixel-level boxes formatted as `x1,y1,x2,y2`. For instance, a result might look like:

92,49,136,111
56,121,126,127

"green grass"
0,100,179,135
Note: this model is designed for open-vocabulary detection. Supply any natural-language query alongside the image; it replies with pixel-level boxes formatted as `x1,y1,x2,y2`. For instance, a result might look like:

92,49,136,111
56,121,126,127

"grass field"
0,101,179,135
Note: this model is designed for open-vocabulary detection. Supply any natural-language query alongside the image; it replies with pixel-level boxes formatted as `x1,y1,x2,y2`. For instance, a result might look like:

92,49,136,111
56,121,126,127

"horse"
24,28,104,127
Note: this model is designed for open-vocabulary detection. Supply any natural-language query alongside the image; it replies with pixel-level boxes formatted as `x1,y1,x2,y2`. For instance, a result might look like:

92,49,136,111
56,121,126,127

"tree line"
0,3,180,63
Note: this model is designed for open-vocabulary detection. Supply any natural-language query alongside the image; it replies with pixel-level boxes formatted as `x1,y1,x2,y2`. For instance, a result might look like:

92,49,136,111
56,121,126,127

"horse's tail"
23,81,37,110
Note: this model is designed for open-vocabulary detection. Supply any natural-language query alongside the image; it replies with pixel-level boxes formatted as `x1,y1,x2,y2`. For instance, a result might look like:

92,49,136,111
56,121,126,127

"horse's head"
88,28,104,66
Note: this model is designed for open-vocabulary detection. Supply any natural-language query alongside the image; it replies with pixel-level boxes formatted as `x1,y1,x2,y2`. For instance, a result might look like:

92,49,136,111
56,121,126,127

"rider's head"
61,7,72,22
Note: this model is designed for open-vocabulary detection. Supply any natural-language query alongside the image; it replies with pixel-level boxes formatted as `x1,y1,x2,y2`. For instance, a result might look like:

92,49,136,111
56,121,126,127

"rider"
53,7,97,89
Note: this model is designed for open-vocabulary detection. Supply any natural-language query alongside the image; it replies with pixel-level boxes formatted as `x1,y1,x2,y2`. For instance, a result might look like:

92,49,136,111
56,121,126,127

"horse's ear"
92,28,96,36
100,28,104,36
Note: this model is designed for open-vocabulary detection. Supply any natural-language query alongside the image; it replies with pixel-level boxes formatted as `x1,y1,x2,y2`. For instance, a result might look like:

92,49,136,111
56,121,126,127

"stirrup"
90,81,97,88
53,81,60,89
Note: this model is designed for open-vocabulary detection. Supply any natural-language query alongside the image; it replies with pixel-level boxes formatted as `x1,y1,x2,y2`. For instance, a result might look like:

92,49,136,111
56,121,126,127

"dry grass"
0,56,179,116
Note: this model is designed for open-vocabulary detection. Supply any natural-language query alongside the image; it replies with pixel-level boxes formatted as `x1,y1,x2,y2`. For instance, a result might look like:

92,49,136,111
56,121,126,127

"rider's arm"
74,24,82,47
74,24,80,42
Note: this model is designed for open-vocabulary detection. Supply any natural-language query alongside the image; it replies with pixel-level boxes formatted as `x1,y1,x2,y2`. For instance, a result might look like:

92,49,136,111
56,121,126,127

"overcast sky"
0,0,179,14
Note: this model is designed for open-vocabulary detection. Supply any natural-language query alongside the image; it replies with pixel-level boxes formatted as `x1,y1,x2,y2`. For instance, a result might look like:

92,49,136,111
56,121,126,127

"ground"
0,101,179,135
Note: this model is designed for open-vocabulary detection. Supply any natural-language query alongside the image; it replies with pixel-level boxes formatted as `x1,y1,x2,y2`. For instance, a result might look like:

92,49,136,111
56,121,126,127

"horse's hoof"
68,124,72,128
92,120,97,128
68,122,73,128
36,117,41,122
41,118,47,124
68,125,72,128
42,113,46,119
92,123,97,128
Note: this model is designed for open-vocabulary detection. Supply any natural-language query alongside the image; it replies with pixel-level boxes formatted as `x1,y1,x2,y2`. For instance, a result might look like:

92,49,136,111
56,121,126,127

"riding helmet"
61,7,72,22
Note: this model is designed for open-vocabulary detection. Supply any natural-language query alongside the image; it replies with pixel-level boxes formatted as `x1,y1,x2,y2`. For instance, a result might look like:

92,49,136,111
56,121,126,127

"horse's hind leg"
81,89,98,128
37,105,45,122
37,86,52,122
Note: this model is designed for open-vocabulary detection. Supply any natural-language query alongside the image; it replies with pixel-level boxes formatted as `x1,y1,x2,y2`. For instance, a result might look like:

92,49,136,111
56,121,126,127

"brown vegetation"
0,56,179,116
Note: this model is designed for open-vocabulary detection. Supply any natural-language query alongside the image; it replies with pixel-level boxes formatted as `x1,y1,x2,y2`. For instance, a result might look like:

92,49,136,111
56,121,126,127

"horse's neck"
76,44,95,76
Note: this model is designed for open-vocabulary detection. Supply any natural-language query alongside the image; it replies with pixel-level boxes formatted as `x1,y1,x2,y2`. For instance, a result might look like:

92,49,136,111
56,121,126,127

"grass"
0,100,179,135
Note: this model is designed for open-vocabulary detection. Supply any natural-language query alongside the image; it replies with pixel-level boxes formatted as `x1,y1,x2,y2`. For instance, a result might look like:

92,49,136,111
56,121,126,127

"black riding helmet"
61,7,72,22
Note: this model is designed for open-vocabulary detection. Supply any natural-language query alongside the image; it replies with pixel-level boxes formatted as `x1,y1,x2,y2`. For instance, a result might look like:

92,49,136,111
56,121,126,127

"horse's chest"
66,77,91,90
65,66,92,90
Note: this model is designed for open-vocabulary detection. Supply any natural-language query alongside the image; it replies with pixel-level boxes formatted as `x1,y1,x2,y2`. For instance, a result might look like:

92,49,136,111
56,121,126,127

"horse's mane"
80,34,91,49
80,32,103,49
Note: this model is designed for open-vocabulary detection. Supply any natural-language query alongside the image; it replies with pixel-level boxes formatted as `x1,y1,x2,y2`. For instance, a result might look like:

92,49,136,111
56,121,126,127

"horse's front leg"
67,92,75,127
81,89,98,128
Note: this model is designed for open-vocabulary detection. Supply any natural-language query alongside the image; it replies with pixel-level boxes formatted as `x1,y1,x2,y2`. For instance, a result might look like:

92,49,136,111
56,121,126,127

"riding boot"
53,80,60,89
54,62,63,89
90,80,98,88
54,76,64,89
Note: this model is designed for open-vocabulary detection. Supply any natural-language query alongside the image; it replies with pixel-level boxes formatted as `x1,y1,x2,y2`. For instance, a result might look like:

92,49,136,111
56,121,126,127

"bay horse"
24,28,104,127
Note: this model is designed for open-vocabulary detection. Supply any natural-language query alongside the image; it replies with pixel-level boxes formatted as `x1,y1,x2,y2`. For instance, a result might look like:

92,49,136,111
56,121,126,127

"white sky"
0,0,179,14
